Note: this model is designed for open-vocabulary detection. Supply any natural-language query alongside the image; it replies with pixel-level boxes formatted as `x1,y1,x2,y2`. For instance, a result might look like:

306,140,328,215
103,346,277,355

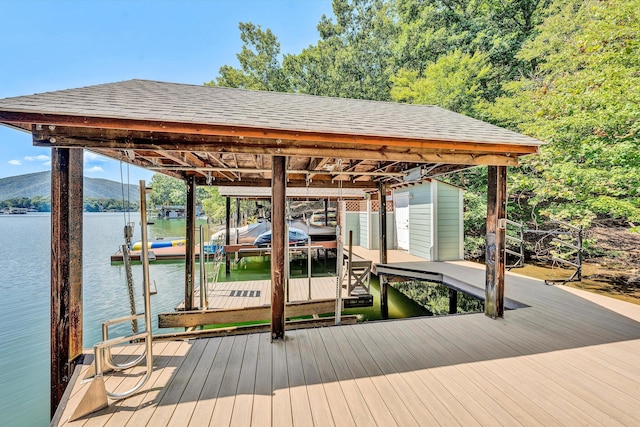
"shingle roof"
0,79,543,146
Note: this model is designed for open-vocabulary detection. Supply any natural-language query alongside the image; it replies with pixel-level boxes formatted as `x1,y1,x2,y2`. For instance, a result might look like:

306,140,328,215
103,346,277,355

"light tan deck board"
295,329,336,427
285,328,314,427
209,334,249,427
229,333,260,427
55,258,640,427
250,333,272,427
271,339,293,427
188,335,234,424
304,328,357,427
318,327,392,426
146,338,209,425
102,341,184,427
166,338,222,426
334,326,420,426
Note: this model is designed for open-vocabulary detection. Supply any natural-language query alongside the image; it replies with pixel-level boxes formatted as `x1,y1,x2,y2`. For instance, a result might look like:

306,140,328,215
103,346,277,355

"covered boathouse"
1,80,639,426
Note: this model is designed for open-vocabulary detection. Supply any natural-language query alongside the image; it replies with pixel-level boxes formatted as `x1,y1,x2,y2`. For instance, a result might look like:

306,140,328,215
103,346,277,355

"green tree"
286,0,399,100
490,0,640,225
208,22,289,91
390,50,494,118
148,174,188,207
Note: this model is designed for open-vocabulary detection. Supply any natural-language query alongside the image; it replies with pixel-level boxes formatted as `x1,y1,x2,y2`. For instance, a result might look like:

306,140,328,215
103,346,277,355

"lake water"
0,212,430,426
0,212,202,427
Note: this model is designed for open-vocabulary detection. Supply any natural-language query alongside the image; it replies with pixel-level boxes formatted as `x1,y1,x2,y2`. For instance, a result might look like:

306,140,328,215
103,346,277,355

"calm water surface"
0,213,201,427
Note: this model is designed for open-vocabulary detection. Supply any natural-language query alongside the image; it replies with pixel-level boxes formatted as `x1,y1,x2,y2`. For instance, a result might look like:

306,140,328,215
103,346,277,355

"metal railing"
71,181,155,420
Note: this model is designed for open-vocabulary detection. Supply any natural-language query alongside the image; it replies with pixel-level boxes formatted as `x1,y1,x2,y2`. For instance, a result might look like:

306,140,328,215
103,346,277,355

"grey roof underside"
0,79,543,146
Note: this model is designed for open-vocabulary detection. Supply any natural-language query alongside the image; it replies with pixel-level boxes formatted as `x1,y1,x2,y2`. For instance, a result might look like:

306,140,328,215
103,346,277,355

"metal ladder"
71,181,155,421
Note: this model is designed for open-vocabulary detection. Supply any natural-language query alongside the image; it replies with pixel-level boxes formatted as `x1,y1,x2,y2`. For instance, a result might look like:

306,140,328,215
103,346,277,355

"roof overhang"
0,80,543,189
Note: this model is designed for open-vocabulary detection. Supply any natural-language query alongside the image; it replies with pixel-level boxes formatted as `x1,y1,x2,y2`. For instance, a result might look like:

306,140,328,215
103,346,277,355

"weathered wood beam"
184,175,196,311
158,299,341,328
192,177,378,189
204,153,238,180
50,147,83,418
271,155,286,340
485,165,507,318
7,114,540,154
31,125,527,165
154,315,358,340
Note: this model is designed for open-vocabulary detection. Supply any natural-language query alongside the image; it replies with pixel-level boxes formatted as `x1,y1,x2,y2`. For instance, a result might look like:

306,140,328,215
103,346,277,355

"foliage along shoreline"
0,196,138,213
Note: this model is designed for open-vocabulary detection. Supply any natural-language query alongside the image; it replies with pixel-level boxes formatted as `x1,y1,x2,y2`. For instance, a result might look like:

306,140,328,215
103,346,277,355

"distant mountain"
0,171,138,201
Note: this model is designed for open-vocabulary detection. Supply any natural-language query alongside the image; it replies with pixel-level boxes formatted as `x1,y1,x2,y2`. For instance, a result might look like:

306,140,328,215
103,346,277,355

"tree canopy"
208,0,640,256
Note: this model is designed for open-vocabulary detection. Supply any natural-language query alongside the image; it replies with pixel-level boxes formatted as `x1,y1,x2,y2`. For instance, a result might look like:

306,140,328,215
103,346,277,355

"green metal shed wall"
402,183,434,260
344,212,360,246
435,180,464,260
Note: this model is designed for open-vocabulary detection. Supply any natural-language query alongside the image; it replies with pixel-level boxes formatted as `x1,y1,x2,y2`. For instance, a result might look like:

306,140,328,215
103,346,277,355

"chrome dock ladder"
71,181,155,421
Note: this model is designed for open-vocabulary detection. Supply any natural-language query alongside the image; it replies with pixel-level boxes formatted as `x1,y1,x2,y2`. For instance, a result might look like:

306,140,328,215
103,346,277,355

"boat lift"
504,220,583,286
71,181,155,421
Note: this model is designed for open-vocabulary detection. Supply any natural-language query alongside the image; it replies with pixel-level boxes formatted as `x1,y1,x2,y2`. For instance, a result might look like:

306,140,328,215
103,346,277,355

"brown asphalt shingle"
0,79,543,146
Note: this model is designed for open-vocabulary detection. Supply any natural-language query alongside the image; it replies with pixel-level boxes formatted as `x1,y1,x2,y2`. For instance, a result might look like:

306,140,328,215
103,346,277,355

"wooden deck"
55,260,640,426
175,277,348,311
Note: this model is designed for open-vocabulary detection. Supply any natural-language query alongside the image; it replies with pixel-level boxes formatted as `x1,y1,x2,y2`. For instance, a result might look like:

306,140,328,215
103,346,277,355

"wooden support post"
485,165,507,318
271,155,286,340
225,196,231,278
449,288,458,314
380,275,389,319
50,147,83,418
378,182,388,265
236,197,241,232
184,175,196,311
324,198,329,226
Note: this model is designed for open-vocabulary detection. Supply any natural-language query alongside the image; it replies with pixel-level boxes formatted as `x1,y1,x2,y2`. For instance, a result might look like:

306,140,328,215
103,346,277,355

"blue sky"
0,0,334,183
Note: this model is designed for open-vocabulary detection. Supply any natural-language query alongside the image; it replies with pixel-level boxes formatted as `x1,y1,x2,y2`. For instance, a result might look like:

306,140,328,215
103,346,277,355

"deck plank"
295,329,336,427
229,333,260,427
54,257,640,427
166,338,222,426
188,335,235,424
285,330,314,426
316,327,383,426
271,339,293,427
305,328,357,427
250,333,273,427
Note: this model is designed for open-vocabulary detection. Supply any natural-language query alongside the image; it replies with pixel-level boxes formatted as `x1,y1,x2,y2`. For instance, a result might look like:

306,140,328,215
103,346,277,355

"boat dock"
174,276,364,311
53,258,640,426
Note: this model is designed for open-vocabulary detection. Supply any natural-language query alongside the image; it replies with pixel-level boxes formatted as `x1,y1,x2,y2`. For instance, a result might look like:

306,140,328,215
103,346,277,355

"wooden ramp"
54,264,640,426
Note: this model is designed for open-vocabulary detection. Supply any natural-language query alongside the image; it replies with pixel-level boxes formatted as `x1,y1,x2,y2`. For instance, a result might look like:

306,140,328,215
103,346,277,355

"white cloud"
24,154,50,162
8,159,22,165
85,166,104,173
84,151,107,162
43,161,51,167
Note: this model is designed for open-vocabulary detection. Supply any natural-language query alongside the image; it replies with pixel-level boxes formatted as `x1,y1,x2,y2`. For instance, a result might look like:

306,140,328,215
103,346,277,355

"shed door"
395,193,410,250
